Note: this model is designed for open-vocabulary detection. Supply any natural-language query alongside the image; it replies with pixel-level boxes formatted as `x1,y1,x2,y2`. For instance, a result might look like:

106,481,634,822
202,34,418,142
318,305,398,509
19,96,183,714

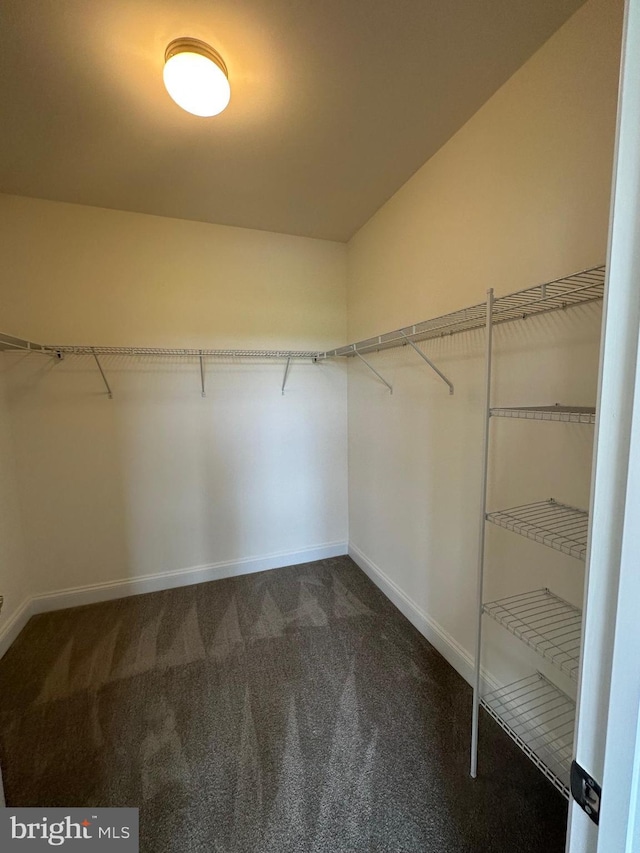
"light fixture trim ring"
164,37,228,79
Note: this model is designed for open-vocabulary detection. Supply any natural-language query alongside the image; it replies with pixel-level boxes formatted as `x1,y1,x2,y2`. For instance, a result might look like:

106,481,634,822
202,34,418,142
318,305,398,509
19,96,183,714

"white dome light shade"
163,38,230,117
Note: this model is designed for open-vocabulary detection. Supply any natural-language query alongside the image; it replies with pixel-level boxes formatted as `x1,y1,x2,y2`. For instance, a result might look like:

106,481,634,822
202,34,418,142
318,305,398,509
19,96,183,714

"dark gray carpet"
0,556,567,851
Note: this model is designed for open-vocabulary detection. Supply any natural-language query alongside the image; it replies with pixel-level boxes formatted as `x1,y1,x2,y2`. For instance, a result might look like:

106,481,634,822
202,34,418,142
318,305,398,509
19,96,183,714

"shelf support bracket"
199,353,206,398
91,348,113,399
281,357,291,395
354,347,392,394
399,332,454,394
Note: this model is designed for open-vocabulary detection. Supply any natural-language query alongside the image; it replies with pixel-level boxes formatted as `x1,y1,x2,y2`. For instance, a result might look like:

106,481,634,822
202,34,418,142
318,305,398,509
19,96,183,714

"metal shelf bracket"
399,331,454,394
91,348,113,399
353,347,392,394
281,357,291,395
199,353,206,398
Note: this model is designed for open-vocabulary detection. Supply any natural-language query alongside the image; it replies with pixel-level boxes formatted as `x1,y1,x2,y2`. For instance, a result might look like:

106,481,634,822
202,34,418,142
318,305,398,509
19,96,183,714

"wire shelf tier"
486,499,588,561
484,589,582,680
480,673,575,799
321,265,605,358
0,334,320,360
490,405,596,424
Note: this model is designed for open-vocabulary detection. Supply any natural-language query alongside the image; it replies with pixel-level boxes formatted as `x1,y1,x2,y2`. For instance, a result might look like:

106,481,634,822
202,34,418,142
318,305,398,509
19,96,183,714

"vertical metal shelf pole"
471,288,494,778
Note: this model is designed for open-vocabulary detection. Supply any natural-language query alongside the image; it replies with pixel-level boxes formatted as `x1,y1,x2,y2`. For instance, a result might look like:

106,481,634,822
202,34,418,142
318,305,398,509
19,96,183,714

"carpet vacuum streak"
0,556,567,851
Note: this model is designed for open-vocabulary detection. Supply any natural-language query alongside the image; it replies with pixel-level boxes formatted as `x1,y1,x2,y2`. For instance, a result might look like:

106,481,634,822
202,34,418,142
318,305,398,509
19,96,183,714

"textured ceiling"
0,0,586,241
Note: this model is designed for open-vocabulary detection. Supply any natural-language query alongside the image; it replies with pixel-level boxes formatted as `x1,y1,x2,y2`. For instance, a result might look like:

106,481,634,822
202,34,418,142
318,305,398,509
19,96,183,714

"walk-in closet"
1,0,638,851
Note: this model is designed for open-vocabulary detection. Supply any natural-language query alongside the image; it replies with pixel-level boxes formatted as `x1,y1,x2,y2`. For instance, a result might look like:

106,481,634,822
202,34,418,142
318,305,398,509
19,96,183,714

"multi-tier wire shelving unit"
468,265,605,800
318,261,604,802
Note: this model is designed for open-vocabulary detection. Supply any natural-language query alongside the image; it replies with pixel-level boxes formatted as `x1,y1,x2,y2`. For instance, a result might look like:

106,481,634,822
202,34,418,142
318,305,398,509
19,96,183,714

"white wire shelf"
490,405,596,424
1,265,604,366
484,589,582,680
486,499,589,561
480,673,575,799
0,333,320,398
321,265,605,358
0,334,321,360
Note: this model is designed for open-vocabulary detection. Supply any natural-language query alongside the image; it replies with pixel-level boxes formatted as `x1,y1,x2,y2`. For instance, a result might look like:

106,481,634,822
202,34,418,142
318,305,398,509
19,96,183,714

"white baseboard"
0,541,348,657
31,541,348,614
0,597,34,660
349,542,498,691
2,542,496,692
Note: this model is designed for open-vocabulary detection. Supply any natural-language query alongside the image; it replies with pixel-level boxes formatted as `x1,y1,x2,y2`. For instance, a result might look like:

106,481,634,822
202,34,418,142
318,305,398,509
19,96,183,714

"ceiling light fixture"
163,38,230,117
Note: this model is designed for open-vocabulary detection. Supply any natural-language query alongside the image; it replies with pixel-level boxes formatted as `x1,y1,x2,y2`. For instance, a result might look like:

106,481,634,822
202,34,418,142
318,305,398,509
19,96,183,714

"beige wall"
0,370,30,646
0,197,348,638
348,0,621,341
0,0,624,670
346,0,623,686
0,194,347,350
